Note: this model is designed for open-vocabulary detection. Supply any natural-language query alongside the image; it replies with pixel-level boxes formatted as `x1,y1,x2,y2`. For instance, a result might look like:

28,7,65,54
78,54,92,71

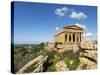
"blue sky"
13,1,97,44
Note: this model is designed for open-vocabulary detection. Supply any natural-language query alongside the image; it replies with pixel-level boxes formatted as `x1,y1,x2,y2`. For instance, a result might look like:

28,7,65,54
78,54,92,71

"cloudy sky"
13,1,97,44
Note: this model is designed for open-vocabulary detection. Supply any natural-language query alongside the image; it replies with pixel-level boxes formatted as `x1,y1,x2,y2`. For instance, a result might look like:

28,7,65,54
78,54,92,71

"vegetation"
43,50,80,72
54,50,80,70
14,42,47,73
14,43,80,73
47,64,56,72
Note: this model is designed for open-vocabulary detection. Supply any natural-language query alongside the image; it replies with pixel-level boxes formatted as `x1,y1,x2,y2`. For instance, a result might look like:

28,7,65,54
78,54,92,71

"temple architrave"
54,25,84,45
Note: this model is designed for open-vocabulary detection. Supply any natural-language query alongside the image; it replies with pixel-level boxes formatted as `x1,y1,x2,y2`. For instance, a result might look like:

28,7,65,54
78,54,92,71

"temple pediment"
63,25,84,30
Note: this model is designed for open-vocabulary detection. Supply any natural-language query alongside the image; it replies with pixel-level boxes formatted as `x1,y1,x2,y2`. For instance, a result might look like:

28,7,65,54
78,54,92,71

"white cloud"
74,23,96,41
70,11,87,19
83,32,97,41
75,23,86,29
55,7,88,20
75,23,94,37
85,32,93,36
55,27,60,30
55,7,68,16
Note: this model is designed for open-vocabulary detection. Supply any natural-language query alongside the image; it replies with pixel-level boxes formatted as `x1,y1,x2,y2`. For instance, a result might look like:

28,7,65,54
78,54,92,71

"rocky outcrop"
77,57,97,70
78,52,97,70
33,55,48,72
80,50,97,62
44,40,97,71
80,41,97,50
17,55,48,74
77,41,97,70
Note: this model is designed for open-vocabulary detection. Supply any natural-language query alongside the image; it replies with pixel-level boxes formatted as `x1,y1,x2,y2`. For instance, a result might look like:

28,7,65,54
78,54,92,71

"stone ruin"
44,40,97,70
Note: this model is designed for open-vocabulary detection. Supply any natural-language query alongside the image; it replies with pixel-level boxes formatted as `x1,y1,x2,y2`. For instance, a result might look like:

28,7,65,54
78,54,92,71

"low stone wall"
44,43,55,52
64,45,79,53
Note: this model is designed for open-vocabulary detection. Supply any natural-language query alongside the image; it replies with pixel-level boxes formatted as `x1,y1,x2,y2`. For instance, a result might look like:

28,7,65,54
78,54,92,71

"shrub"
47,64,56,72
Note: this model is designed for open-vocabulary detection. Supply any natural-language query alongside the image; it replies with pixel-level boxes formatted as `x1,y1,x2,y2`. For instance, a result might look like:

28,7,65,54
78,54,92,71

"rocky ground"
16,41,97,73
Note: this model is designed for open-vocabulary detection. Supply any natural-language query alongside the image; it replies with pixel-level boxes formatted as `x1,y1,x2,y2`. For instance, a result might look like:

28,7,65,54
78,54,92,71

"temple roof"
54,25,84,37
63,25,84,30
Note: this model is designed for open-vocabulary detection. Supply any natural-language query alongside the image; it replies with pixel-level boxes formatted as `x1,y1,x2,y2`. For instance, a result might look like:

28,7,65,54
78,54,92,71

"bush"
69,57,80,70
47,64,56,72
14,43,47,73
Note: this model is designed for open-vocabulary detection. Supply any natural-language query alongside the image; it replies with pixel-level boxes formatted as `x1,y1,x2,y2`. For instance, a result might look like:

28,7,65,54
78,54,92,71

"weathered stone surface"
77,57,97,70
44,43,55,52
33,55,48,72
80,41,97,50
83,50,97,61
17,55,48,74
55,61,69,71
78,45,97,70
58,45,79,53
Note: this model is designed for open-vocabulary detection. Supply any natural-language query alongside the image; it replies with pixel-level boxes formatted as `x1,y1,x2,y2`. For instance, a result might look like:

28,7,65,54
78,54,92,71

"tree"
39,42,45,49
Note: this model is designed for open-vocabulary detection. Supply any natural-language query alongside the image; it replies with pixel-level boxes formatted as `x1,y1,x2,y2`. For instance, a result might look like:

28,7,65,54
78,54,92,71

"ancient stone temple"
54,25,84,45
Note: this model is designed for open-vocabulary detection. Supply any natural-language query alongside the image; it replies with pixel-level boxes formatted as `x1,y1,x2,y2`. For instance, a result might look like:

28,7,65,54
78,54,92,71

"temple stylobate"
54,25,84,45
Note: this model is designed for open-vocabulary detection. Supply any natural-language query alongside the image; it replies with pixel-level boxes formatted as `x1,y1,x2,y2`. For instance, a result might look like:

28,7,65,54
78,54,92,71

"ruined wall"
44,43,54,52
54,32,65,43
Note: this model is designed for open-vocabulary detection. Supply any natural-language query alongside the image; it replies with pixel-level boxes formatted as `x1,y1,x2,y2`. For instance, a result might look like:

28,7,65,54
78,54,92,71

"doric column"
75,33,77,43
77,33,80,42
71,33,73,42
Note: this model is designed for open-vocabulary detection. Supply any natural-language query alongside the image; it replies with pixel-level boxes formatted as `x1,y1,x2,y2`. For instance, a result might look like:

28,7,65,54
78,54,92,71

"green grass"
46,50,80,71
47,64,56,72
